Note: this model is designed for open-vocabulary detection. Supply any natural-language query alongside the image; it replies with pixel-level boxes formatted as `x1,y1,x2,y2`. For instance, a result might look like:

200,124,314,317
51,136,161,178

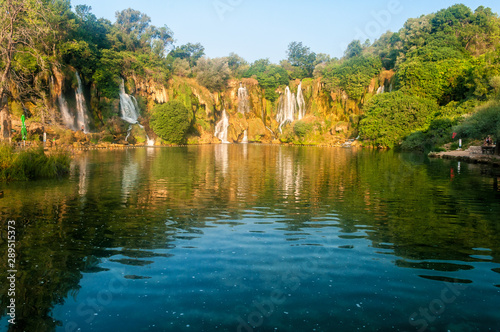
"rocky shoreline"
429,146,500,167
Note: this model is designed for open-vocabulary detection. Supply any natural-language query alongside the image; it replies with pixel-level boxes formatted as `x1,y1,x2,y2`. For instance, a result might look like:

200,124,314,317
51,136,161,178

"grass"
0,144,71,181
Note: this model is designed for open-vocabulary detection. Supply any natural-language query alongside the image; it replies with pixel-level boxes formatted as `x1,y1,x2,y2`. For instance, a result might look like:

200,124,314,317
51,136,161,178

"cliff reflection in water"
0,145,499,331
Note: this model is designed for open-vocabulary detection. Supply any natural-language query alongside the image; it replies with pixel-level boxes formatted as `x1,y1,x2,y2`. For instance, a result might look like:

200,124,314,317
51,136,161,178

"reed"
0,144,71,181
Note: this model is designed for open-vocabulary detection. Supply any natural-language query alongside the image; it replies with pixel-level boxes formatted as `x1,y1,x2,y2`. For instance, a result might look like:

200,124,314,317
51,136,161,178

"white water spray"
75,72,89,132
276,83,307,132
238,83,250,114
297,82,306,120
215,110,230,143
58,93,75,130
119,79,140,124
242,130,248,144
276,86,296,133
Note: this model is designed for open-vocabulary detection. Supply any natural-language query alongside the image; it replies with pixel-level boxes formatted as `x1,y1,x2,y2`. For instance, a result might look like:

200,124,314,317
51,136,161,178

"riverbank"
429,146,500,166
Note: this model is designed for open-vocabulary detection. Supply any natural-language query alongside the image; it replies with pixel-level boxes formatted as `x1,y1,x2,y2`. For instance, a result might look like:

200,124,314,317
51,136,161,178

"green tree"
226,52,248,78
74,5,111,50
244,59,289,101
109,8,173,56
344,40,363,59
287,41,317,78
195,57,231,92
322,55,382,100
168,43,205,67
359,91,438,148
150,101,191,144
0,0,56,140
92,49,122,100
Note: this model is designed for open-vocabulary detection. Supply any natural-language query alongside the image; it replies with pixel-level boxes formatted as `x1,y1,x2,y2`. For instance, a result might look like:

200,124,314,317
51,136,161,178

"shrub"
453,100,500,141
293,121,313,140
150,101,191,144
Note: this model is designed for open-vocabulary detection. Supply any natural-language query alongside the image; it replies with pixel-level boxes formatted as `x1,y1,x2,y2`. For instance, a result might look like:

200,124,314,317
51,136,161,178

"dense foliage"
244,59,289,101
453,100,500,141
360,92,438,148
150,101,191,144
321,55,382,100
195,57,231,92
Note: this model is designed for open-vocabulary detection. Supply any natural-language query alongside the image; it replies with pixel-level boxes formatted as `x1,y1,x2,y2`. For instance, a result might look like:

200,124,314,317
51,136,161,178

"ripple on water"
109,258,155,267
395,260,474,272
418,275,473,284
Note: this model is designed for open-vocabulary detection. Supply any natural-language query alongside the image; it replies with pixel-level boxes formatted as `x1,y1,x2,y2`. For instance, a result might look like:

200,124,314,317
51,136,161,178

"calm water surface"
1,145,500,332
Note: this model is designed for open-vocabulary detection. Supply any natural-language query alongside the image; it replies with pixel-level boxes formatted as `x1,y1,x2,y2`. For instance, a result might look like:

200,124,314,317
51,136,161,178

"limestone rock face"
34,69,381,145
227,113,248,143
248,118,268,142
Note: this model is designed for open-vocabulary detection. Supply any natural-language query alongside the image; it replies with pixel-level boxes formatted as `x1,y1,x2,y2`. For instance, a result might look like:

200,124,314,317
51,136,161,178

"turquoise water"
1,145,500,331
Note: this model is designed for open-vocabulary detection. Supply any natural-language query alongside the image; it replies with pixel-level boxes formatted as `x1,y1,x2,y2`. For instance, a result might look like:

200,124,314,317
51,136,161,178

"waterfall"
238,83,250,114
52,76,72,129
214,110,230,143
297,83,306,120
276,84,307,132
119,79,152,145
276,86,296,133
58,94,75,130
119,79,140,124
75,72,89,133
146,134,155,146
125,125,133,142
242,130,248,144
377,85,385,94
54,72,89,132
124,122,155,146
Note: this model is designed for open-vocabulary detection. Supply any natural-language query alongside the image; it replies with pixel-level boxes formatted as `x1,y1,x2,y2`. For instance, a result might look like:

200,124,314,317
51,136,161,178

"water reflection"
0,146,499,331
276,147,303,200
214,144,229,175
77,154,89,198
121,152,140,202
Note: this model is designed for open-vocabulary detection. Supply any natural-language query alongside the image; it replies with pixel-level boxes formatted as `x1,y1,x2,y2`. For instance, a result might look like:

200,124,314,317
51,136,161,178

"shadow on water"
1,145,499,331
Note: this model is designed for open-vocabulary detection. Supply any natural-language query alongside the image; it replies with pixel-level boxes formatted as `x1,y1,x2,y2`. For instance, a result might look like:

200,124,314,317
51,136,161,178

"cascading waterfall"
146,134,155,146
276,86,296,133
214,109,230,143
119,79,140,124
75,72,90,133
276,83,307,132
57,93,75,130
238,83,250,114
57,72,90,131
242,130,248,144
119,79,154,145
377,85,385,94
297,83,306,120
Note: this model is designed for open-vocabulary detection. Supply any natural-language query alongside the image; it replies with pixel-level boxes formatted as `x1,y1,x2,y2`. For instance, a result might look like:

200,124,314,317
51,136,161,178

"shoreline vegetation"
0,144,71,182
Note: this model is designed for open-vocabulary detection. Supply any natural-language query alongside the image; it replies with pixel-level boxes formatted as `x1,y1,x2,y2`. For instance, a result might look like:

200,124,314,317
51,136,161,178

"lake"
1,145,499,332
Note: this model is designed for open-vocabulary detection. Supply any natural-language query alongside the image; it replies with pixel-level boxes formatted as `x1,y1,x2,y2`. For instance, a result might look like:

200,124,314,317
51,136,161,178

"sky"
71,0,500,63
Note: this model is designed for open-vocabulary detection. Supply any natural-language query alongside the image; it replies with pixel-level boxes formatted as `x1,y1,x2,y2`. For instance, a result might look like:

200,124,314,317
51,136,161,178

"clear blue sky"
71,0,500,63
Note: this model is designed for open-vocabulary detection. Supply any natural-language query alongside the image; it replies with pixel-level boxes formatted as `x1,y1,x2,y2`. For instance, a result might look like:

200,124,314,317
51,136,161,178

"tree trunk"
0,95,12,142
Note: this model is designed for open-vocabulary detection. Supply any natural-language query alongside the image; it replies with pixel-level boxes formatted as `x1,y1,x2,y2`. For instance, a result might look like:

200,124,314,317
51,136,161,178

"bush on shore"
0,144,71,181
